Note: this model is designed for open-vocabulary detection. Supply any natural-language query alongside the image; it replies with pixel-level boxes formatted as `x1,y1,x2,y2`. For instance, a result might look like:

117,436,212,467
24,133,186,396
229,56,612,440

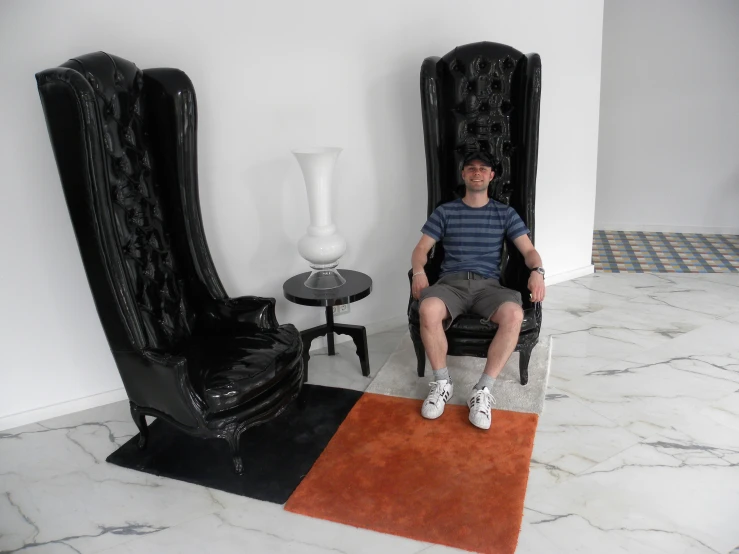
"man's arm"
512,234,545,302
412,234,437,274
512,234,542,269
411,234,437,300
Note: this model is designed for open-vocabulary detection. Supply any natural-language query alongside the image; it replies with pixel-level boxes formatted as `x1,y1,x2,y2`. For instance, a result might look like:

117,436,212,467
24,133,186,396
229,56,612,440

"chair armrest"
408,267,542,316
113,348,206,427
201,296,279,331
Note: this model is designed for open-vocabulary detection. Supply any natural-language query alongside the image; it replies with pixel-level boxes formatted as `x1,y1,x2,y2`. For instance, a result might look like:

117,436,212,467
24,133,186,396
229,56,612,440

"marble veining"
524,427,739,554
2,274,739,554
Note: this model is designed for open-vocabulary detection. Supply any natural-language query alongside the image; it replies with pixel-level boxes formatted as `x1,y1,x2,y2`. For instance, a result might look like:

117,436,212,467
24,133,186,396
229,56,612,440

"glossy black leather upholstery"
36,52,304,472
410,42,543,385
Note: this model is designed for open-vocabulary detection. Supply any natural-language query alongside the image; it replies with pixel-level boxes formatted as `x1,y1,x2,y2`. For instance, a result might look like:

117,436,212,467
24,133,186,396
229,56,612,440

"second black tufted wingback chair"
36,52,304,473
408,41,543,385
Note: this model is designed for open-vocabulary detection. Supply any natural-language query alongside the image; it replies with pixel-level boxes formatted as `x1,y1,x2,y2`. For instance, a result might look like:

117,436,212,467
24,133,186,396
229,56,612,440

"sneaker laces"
426,380,447,405
470,388,496,413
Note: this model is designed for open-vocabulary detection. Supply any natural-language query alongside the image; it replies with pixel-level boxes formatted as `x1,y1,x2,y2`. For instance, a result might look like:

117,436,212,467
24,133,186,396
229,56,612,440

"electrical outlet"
332,303,350,316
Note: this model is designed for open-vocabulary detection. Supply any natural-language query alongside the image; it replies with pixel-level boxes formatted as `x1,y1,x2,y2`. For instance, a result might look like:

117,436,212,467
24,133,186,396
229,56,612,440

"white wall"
0,0,604,428
595,0,739,234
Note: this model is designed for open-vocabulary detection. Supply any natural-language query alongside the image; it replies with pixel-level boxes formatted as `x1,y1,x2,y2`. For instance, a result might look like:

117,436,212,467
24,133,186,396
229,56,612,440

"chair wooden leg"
130,403,148,449
410,328,426,377
519,347,532,386
225,429,244,475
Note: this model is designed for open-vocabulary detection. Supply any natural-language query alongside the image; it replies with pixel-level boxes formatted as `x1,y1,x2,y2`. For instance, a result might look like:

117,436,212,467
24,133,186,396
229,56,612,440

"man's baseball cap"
462,150,494,168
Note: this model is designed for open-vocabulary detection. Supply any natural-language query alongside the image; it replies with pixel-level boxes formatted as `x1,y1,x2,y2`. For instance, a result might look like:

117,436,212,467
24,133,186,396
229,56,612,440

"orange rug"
285,392,539,554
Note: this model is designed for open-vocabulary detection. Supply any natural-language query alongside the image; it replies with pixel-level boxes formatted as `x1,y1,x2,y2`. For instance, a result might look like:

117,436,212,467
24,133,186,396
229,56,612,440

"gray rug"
366,333,552,415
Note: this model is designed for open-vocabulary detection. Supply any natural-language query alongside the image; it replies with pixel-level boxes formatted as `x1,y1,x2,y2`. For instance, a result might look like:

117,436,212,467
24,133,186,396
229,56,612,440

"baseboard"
0,318,408,431
309,314,408,352
596,224,739,235
364,314,409,335
308,266,599,355
311,270,595,353
0,387,129,432
546,265,595,286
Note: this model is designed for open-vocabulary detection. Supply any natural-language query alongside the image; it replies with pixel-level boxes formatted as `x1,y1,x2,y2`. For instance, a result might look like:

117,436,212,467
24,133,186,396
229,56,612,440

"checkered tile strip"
593,231,739,273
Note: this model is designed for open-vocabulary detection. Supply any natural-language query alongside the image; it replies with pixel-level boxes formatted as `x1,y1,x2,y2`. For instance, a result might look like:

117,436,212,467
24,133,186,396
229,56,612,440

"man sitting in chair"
411,151,546,430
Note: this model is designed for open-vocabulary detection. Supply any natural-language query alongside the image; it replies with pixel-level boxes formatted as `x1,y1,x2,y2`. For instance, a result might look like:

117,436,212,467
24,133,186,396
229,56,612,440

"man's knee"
419,297,448,327
491,302,524,328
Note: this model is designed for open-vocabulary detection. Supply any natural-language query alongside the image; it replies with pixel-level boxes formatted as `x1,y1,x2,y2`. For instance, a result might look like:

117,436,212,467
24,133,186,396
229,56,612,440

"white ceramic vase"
292,147,347,289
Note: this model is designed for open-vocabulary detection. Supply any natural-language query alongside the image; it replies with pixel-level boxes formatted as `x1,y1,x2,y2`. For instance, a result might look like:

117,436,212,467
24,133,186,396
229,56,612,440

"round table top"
283,269,372,307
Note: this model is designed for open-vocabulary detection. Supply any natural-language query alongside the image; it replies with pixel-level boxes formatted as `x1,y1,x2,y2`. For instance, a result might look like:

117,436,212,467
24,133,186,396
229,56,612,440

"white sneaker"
468,387,496,430
421,380,454,420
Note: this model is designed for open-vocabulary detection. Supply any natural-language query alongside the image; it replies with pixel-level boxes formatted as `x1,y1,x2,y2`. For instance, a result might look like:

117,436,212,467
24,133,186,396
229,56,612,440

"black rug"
106,384,363,504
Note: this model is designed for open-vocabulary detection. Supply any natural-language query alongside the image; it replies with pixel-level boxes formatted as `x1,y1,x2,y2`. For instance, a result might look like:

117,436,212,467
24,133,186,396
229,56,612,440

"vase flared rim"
291,147,342,156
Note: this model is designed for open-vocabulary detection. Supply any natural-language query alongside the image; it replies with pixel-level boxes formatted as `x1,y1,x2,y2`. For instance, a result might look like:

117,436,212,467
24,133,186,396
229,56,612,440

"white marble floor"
2,272,739,554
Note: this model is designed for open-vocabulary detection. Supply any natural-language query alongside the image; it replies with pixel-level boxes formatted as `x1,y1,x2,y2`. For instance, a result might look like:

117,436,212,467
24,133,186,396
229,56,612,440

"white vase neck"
293,147,342,229
292,146,342,156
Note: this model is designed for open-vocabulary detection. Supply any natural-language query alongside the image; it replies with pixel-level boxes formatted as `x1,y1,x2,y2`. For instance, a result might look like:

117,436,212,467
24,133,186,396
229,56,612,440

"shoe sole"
421,408,444,420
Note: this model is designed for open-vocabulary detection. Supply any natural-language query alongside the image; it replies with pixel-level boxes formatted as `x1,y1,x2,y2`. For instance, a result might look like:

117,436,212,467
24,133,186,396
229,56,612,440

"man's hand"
412,273,430,300
528,272,545,303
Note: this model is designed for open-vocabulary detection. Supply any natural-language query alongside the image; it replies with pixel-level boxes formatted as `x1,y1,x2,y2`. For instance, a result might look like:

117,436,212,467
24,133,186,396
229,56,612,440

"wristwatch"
531,267,545,277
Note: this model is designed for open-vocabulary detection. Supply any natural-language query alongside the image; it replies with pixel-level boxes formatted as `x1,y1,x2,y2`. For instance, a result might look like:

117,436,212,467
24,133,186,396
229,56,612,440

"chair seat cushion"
409,300,538,336
447,311,538,336
184,324,302,414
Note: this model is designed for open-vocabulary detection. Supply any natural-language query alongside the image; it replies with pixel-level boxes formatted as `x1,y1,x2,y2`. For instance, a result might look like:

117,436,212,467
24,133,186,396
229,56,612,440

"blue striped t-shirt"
421,198,530,280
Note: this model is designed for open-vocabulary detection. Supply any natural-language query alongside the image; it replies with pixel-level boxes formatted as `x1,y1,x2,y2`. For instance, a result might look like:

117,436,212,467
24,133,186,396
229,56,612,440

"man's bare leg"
483,302,524,378
419,297,450,371
468,302,524,429
419,297,455,419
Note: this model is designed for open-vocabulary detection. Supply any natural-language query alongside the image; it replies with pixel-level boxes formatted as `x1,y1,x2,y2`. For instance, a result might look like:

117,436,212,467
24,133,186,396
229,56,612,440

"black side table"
283,270,373,378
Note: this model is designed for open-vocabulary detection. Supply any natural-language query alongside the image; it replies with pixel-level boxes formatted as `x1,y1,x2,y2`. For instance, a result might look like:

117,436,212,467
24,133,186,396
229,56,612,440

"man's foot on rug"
421,380,454,420
468,387,496,430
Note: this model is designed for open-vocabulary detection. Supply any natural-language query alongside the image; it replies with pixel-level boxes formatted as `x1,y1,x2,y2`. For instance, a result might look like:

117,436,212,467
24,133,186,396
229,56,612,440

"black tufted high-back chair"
408,41,542,385
36,52,304,473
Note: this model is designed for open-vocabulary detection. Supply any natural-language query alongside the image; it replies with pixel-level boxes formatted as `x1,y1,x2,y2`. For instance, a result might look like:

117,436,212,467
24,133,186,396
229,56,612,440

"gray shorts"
419,274,522,330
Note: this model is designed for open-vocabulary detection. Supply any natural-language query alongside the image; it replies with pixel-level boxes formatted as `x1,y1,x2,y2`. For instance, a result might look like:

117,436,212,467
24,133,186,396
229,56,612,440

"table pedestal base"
300,307,370,379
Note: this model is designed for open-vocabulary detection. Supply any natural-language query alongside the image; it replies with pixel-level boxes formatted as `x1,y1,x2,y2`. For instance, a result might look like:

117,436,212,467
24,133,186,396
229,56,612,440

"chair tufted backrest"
420,42,541,295
58,53,195,350
421,41,540,222
441,44,519,203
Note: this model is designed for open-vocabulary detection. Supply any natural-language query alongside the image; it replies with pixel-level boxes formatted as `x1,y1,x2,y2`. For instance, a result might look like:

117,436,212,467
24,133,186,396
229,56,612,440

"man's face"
462,161,495,192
